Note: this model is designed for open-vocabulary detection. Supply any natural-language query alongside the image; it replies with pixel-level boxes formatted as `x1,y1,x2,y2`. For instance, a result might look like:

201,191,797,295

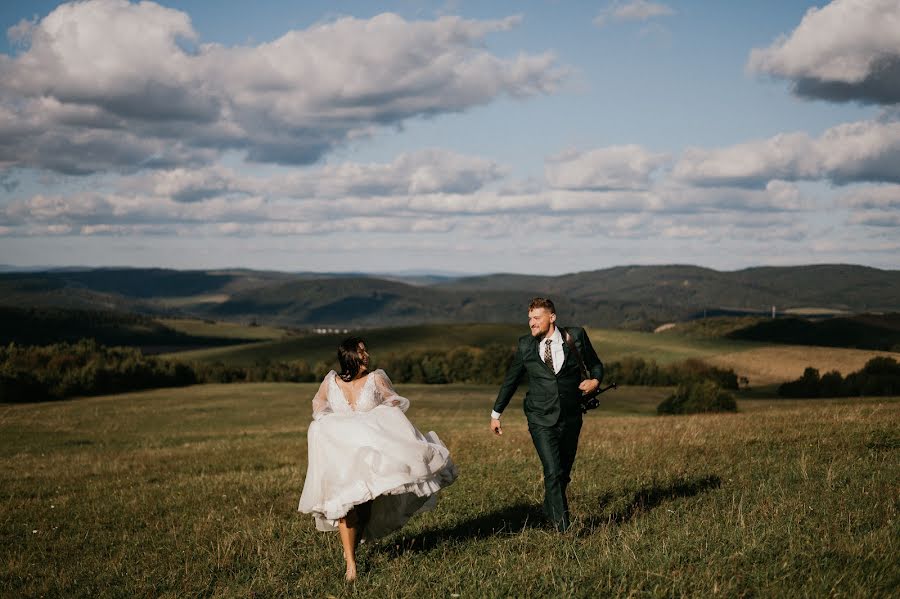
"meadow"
161,323,768,368
157,318,290,342
162,322,900,389
160,323,530,366
1,383,897,597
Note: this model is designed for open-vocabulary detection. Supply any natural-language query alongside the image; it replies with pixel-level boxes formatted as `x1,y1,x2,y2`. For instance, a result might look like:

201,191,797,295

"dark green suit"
493,326,604,531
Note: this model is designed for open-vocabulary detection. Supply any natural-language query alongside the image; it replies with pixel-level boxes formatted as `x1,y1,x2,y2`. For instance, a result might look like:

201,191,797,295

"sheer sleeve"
311,372,335,421
373,369,410,412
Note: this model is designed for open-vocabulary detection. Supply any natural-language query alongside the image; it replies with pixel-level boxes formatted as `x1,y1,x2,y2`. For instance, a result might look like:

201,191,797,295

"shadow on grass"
579,473,722,534
375,503,545,557
376,474,722,555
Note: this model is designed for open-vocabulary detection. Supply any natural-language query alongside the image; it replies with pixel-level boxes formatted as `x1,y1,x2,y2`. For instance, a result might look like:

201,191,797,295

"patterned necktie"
543,338,554,371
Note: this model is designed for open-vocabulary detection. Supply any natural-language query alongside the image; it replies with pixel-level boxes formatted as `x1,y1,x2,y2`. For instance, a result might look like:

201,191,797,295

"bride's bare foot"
345,564,357,582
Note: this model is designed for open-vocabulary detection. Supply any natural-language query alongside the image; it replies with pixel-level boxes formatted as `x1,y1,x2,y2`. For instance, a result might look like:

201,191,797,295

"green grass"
1,384,897,597
586,327,764,364
161,323,526,366
158,317,290,341
161,323,763,368
159,322,900,387
651,316,766,339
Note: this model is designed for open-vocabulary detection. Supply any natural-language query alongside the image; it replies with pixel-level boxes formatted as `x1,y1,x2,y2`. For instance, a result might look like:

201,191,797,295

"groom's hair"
529,297,556,314
337,336,367,382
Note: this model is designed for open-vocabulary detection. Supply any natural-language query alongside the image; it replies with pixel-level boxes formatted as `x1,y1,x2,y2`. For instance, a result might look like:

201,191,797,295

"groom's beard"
532,325,550,338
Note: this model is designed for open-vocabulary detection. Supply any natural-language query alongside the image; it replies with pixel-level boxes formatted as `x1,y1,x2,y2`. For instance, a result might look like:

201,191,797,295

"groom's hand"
579,378,600,395
490,418,502,436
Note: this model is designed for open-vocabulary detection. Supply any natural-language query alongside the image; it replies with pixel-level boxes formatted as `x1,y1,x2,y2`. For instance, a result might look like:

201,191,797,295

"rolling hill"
0,306,276,350
163,323,526,367
1,264,898,330
658,313,900,351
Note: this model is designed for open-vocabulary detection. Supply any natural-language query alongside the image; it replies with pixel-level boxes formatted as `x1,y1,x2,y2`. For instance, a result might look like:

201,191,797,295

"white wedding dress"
298,369,457,539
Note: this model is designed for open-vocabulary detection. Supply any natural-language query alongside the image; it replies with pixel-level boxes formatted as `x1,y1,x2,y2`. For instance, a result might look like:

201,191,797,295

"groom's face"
528,307,556,339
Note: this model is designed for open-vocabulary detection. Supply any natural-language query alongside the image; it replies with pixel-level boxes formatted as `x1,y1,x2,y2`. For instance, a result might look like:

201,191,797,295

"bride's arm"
311,376,333,421
373,370,410,412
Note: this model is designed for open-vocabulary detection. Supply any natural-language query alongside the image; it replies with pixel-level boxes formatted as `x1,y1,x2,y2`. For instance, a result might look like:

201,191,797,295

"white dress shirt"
491,326,564,420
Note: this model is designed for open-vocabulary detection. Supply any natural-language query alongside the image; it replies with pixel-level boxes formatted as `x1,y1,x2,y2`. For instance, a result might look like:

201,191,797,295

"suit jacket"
493,326,604,427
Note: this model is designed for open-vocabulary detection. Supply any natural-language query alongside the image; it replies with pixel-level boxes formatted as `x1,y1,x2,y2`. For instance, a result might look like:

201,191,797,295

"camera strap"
562,327,590,381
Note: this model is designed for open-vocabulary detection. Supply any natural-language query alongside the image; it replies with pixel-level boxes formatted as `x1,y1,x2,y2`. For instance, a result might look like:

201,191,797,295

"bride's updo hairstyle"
337,336,367,382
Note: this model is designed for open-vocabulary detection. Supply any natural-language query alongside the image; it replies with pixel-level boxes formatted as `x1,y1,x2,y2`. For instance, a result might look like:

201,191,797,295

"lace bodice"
311,369,410,420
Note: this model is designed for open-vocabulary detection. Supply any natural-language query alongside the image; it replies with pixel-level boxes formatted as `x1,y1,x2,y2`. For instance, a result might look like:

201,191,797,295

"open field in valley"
164,324,768,368
1,383,897,597
161,322,900,388
585,327,764,364
158,318,291,342
705,345,900,386
161,323,529,367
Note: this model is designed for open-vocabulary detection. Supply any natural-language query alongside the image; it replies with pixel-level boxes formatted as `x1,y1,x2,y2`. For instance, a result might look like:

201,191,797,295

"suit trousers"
528,414,582,531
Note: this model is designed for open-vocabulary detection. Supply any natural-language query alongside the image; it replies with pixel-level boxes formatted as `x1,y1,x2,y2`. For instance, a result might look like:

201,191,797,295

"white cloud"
812,237,900,254
2,191,270,229
849,211,900,226
837,183,900,228
125,166,249,203
837,183,900,209
594,1,675,27
217,217,459,238
4,193,113,224
6,16,37,48
271,149,507,198
118,148,506,204
0,1,566,174
545,146,669,191
672,117,900,187
748,0,900,104
0,170,817,241
652,181,810,213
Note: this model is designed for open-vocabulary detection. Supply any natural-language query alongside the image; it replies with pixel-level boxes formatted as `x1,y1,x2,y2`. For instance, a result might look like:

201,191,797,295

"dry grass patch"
706,346,900,385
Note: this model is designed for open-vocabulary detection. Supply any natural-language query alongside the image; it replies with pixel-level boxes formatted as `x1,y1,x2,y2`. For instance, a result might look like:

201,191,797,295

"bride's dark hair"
337,337,367,382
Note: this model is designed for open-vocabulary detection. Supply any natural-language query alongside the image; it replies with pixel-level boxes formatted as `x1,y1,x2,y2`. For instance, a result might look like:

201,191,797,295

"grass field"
158,317,291,341
1,383,897,597
161,323,764,368
586,327,763,364
161,323,528,366
706,346,900,386
160,322,900,387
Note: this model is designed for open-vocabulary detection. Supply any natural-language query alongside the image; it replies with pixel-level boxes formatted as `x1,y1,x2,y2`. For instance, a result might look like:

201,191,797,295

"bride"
298,337,457,581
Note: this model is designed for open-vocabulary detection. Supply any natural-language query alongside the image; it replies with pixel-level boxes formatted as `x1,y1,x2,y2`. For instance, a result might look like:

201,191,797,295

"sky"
0,0,898,275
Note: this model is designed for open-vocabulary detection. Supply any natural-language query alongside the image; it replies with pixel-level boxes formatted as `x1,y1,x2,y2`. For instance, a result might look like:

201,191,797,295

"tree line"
777,357,900,398
0,340,324,403
0,340,752,403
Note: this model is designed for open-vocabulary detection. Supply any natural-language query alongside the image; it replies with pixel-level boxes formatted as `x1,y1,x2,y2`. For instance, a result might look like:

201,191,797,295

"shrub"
777,367,822,398
818,370,844,397
845,356,900,396
313,361,333,380
603,357,739,389
677,358,740,390
657,381,738,415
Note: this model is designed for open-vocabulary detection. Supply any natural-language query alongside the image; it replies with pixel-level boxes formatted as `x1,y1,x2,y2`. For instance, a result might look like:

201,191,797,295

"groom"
490,297,604,532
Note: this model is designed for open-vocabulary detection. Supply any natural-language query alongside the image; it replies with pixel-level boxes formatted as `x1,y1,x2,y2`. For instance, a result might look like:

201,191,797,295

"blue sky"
0,0,897,274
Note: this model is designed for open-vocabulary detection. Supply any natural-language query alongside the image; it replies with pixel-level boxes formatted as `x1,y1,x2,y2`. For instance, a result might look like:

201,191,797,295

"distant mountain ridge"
1,264,898,330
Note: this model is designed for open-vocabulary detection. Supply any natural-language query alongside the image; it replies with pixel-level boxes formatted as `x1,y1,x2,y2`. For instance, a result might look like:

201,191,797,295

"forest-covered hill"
1,264,898,330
